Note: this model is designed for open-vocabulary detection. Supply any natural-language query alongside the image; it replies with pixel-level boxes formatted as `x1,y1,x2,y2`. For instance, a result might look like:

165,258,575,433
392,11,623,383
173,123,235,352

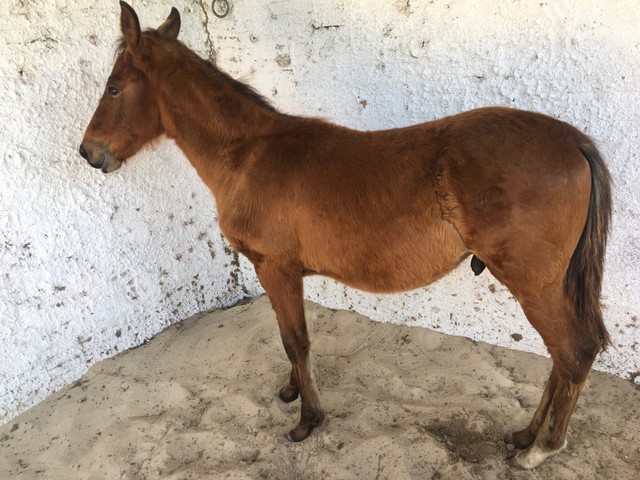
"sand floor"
1,296,638,479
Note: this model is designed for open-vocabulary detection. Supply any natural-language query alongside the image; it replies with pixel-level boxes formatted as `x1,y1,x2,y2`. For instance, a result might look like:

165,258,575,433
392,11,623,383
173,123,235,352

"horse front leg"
255,261,325,441
279,367,300,402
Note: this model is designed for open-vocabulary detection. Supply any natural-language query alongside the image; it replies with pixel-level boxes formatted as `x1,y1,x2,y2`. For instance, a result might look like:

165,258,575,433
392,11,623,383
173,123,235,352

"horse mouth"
80,144,122,173
86,150,123,173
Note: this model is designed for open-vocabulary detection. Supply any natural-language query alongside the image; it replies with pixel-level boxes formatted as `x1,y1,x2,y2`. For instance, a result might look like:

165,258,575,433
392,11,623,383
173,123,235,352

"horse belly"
301,212,468,294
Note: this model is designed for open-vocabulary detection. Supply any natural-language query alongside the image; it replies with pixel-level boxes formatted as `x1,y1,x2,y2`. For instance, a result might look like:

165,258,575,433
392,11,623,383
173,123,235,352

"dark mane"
115,32,280,115
205,63,281,115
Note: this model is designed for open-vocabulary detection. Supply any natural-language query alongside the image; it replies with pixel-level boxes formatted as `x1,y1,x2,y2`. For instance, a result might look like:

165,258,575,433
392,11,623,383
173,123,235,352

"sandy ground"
1,296,638,480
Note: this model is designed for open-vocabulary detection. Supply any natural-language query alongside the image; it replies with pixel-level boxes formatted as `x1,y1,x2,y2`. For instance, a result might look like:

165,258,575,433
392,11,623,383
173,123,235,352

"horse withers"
80,2,612,469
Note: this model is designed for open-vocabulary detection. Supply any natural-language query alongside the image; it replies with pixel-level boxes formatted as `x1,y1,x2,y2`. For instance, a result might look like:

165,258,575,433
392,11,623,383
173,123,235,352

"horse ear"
157,7,181,41
120,1,141,49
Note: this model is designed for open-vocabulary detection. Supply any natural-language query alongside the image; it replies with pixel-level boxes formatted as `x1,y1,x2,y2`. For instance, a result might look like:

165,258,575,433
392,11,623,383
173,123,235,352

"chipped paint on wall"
1,0,639,424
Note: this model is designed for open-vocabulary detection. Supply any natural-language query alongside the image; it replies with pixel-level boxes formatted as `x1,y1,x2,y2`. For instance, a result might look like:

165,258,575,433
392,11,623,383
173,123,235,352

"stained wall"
1,0,638,423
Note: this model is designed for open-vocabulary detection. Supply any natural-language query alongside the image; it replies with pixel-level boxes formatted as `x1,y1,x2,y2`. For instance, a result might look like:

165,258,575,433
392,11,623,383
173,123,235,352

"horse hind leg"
508,282,600,469
509,365,560,449
512,372,589,469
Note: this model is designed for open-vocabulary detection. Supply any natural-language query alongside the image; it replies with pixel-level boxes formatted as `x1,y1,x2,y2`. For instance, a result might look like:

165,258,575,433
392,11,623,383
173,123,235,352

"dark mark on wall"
311,23,343,31
395,0,412,16
207,240,216,259
196,0,216,62
275,53,291,68
511,333,523,342
27,35,58,48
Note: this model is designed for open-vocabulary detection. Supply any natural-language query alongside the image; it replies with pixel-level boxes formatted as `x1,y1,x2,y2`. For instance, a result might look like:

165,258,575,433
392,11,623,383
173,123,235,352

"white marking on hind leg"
511,439,568,470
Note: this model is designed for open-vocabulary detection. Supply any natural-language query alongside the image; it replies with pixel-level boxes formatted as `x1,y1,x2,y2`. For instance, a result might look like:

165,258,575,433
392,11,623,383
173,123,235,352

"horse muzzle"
79,140,123,173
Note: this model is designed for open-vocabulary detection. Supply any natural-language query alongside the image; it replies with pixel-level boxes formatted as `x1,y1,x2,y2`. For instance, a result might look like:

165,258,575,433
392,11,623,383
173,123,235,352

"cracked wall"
1,0,639,424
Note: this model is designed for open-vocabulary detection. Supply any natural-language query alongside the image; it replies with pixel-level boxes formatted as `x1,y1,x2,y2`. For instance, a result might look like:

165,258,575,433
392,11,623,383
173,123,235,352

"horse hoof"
279,385,299,403
286,410,325,442
510,448,545,470
509,440,567,470
287,425,312,442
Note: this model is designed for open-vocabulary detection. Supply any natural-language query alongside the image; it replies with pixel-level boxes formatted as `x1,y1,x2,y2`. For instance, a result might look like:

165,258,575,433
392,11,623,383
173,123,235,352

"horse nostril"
79,144,89,160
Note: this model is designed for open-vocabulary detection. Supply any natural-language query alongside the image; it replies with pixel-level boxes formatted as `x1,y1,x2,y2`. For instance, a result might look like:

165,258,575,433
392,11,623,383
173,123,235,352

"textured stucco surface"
0,1,245,424
223,0,640,379
1,0,638,424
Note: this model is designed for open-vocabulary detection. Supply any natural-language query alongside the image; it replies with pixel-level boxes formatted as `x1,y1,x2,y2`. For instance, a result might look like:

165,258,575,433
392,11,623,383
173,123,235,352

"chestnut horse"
80,2,612,469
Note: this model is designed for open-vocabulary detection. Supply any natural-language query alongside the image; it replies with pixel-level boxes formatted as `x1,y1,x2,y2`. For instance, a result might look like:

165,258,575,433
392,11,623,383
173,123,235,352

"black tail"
565,141,613,351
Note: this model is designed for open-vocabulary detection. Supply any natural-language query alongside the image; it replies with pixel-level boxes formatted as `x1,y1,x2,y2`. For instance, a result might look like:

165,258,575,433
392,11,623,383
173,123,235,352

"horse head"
79,2,180,173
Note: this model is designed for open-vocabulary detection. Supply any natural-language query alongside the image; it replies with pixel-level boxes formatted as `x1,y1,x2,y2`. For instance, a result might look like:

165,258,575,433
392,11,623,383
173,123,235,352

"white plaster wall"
1,0,638,424
222,0,639,379
0,1,246,424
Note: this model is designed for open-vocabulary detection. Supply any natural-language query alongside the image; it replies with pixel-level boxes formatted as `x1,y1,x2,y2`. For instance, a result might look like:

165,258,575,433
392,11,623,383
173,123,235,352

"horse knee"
281,331,310,363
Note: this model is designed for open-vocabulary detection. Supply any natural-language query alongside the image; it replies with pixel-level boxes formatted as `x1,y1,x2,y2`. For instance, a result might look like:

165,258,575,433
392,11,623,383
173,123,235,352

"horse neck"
152,54,284,192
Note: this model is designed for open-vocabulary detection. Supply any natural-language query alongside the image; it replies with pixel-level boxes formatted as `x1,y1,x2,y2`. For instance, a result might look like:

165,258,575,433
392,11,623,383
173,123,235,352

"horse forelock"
114,37,127,58
113,29,174,60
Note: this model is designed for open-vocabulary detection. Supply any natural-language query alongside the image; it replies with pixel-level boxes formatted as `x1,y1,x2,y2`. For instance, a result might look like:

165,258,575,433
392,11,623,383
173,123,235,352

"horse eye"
107,86,120,97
